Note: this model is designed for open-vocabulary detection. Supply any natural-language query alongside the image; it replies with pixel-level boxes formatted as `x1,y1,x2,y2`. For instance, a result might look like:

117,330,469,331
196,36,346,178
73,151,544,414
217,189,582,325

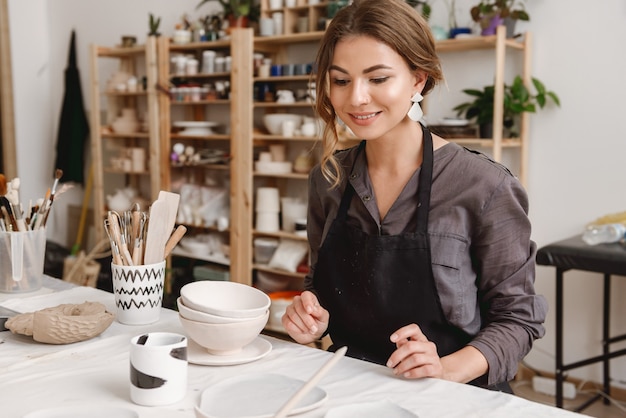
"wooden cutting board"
143,200,168,265
158,190,180,236
143,191,181,265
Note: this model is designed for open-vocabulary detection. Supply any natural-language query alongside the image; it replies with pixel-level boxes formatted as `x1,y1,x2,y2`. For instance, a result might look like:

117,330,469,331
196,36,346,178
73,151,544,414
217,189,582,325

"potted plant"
453,75,560,138
470,0,529,36
148,13,162,37
196,0,259,29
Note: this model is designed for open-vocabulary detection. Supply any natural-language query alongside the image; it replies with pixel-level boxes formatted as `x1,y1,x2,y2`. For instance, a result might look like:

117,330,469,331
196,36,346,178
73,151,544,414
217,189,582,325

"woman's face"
329,35,425,141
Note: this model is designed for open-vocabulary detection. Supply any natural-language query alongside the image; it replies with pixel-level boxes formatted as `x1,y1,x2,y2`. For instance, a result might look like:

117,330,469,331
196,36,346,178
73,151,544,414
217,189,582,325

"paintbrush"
50,169,63,198
40,169,63,228
6,178,26,231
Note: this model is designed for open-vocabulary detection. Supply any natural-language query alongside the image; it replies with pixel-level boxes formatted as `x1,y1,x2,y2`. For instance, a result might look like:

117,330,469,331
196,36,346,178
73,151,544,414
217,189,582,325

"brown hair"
315,0,443,188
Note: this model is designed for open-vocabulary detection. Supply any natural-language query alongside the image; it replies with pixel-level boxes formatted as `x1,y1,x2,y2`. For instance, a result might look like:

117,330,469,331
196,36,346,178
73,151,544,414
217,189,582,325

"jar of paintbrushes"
0,170,64,292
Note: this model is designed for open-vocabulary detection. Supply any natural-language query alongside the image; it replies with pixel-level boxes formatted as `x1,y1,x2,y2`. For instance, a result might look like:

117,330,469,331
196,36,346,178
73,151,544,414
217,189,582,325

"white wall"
8,0,626,386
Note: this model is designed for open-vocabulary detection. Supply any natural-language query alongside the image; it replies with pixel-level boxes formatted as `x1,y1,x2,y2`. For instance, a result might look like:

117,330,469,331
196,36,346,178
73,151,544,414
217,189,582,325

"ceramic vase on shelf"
481,14,504,36
111,108,140,134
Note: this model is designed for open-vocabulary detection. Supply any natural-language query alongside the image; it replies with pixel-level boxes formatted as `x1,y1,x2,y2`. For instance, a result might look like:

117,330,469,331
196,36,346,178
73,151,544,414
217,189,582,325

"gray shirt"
305,140,548,385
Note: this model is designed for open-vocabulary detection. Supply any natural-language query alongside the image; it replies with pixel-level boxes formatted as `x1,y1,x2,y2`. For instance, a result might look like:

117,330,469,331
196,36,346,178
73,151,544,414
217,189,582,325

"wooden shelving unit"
89,37,161,244
435,25,531,185
155,34,237,291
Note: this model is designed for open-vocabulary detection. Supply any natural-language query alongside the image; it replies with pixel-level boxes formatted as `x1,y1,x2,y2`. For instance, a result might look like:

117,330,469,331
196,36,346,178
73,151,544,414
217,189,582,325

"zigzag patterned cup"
111,261,166,325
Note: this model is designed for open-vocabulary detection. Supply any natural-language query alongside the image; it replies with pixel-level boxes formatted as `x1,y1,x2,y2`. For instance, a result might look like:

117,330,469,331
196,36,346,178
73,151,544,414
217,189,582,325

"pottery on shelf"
111,108,140,134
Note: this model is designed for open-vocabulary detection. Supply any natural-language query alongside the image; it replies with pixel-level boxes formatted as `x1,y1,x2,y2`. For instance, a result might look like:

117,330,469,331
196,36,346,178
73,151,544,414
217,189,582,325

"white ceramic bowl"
177,297,267,324
111,118,140,134
262,113,302,135
179,311,269,355
180,281,271,319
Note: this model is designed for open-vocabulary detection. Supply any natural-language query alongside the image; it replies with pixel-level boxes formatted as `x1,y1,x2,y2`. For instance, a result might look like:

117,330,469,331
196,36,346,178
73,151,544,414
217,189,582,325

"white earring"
407,92,424,122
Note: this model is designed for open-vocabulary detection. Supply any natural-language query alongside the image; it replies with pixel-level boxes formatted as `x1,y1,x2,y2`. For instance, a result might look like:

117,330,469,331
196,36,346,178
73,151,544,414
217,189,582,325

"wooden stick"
273,347,347,418
163,225,187,258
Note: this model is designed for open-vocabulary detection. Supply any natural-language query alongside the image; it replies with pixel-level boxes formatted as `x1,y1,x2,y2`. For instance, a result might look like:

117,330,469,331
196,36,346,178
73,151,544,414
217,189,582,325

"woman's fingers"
281,291,328,343
390,323,428,345
387,324,444,379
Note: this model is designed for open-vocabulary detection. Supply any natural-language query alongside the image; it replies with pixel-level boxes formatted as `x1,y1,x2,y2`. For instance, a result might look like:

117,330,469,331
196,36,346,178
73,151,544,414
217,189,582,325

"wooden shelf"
253,171,308,180
170,72,230,80
254,102,314,108
168,39,232,52
254,134,319,141
170,133,230,140
95,44,147,57
435,34,525,53
100,131,149,139
103,168,150,175
253,229,307,241
254,75,312,82
102,90,147,97
170,99,230,106
254,31,325,45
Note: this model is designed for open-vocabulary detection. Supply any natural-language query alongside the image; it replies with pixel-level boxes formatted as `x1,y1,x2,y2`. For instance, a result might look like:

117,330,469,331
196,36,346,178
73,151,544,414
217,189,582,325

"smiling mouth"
352,112,380,120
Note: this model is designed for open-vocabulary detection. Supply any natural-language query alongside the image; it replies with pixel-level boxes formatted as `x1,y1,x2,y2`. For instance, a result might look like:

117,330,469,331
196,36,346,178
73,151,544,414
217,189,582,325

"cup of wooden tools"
107,191,187,325
0,170,65,293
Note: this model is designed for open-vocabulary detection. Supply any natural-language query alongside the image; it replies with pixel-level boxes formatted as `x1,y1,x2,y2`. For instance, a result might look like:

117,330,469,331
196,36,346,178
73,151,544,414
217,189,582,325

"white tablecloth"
0,278,586,418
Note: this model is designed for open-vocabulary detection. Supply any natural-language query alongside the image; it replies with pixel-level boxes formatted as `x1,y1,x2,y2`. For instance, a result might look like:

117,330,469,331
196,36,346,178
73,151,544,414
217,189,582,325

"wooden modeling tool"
164,225,187,258
143,200,168,265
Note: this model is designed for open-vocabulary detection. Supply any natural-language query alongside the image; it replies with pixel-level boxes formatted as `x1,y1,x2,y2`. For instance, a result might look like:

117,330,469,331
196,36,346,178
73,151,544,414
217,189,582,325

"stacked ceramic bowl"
177,281,270,355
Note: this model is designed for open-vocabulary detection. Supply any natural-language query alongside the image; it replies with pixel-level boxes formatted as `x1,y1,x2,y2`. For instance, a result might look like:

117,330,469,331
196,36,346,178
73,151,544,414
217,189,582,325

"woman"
281,0,547,390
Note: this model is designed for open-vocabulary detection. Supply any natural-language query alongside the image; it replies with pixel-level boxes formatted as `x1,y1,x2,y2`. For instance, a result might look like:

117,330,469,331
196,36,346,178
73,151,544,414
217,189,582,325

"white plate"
196,373,328,418
188,336,272,366
173,121,219,128
325,400,418,417
24,406,139,418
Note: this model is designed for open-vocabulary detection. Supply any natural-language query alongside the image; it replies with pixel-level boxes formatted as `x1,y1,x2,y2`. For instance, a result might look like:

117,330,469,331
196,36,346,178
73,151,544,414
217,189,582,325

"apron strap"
416,124,434,232
336,141,365,222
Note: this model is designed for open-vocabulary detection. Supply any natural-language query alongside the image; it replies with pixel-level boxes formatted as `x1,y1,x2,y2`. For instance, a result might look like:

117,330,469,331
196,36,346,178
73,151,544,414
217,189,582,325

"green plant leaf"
532,77,546,95
547,92,561,107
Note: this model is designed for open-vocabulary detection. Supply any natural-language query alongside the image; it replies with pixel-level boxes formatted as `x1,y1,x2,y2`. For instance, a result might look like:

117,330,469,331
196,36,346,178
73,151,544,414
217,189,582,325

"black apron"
313,125,471,364
312,125,512,393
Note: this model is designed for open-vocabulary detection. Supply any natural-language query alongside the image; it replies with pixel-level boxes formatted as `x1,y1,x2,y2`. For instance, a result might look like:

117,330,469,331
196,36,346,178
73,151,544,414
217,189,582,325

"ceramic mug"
130,332,187,406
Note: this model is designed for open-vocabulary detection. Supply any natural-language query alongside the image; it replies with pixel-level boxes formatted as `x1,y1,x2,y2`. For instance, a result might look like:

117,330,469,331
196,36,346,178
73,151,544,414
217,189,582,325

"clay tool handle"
163,225,187,258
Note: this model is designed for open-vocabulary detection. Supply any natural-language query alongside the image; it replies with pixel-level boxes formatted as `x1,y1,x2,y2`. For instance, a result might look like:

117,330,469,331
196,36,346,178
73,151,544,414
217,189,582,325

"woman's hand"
281,291,330,345
386,324,489,383
386,323,444,379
